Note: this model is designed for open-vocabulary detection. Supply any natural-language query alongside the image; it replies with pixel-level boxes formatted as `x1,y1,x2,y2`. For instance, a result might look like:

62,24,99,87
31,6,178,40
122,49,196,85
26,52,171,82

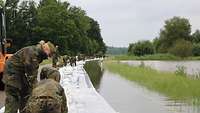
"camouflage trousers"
4,85,30,113
25,96,62,113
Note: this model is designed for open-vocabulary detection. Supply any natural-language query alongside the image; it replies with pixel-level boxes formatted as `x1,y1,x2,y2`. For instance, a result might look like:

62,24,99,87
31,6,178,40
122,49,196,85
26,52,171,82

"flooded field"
86,60,200,113
120,61,200,76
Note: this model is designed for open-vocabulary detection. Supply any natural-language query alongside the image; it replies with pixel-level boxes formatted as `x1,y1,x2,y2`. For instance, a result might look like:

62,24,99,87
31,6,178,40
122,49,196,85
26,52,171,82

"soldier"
77,54,85,61
2,41,56,113
63,55,69,66
40,67,60,82
52,45,59,68
25,67,68,113
69,56,76,67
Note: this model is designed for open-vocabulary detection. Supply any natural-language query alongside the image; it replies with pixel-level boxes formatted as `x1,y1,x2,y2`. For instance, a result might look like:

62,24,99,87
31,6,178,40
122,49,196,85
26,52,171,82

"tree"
192,30,200,44
87,17,106,54
128,40,154,56
2,0,106,56
192,43,200,56
169,39,192,58
157,17,191,53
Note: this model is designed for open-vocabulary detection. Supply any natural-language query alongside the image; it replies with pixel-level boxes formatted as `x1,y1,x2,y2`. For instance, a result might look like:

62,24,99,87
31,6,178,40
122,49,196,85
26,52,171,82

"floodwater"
120,60,200,76
88,62,200,113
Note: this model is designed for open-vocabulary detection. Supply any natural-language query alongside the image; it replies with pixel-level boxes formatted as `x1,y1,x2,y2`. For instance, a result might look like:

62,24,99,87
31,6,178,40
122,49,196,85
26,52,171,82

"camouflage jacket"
2,44,48,90
40,67,60,82
31,79,67,113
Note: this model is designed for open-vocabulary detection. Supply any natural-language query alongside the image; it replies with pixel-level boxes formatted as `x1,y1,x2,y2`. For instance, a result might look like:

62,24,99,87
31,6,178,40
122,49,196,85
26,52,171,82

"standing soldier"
2,41,56,113
63,55,69,66
52,45,59,68
25,67,68,113
70,56,76,67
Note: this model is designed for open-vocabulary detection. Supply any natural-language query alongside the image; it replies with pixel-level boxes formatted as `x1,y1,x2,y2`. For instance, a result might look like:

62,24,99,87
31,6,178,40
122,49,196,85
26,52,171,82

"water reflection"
87,63,200,113
120,60,200,76
84,60,104,90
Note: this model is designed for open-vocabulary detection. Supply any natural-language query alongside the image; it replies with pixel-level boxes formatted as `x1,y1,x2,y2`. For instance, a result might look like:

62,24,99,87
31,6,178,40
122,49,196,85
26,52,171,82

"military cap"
40,67,61,82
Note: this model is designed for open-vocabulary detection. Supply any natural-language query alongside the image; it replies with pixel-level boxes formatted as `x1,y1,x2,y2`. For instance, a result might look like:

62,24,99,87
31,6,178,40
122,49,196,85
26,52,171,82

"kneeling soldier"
25,67,67,113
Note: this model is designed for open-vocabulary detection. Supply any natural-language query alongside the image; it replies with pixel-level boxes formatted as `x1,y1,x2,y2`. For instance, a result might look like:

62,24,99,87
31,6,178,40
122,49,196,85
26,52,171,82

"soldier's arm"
61,87,68,113
24,48,39,87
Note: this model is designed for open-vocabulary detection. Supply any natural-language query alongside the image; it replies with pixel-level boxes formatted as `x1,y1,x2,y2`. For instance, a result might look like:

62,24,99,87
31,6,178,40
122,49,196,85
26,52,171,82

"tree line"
0,0,106,56
128,16,200,58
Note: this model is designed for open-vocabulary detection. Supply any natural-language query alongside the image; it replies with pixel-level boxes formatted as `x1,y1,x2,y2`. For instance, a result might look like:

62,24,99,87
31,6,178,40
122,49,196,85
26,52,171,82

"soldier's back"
25,79,67,113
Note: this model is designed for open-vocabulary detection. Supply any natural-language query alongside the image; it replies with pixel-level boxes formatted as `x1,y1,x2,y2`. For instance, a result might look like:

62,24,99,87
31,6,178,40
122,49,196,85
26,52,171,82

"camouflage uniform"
63,55,69,66
40,67,60,82
77,54,85,61
3,44,48,113
25,70,67,113
70,57,76,67
52,46,59,68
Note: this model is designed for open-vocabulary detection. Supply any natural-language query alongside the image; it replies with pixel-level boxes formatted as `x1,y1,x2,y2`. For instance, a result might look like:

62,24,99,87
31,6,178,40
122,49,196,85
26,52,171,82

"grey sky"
36,0,200,47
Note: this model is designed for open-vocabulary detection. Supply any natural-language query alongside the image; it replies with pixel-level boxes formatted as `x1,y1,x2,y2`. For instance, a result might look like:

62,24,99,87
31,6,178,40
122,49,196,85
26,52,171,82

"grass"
104,61,200,105
112,54,200,61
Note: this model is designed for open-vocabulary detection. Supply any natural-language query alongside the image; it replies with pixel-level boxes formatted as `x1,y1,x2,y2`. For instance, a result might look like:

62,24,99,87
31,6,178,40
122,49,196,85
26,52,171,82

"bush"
192,43,200,56
169,39,193,58
128,40,154,56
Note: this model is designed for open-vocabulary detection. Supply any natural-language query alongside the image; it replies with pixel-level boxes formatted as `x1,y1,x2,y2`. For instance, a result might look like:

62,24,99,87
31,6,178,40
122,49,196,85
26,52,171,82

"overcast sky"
37,0,200,47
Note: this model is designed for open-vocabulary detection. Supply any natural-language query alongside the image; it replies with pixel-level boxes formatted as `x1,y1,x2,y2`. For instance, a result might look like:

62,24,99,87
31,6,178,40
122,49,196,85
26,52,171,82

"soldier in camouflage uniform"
69,56,76,67
40,67,60,82
63,55,69,66
2,41,56,113
52,45,59,68
25,67,68,113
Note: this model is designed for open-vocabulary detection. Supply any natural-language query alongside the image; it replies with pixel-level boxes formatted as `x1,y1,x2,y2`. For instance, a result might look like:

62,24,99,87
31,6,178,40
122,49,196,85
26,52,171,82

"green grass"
112,54,200,61
104,61,200,104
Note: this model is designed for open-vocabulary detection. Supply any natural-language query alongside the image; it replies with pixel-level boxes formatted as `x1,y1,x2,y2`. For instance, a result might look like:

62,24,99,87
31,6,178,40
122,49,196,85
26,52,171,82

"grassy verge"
104,61,200,104
112,54,200,61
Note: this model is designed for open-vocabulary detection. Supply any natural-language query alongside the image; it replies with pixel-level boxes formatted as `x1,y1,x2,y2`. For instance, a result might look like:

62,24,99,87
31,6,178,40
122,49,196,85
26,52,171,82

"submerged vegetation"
112,54,181,60
104,61,200,104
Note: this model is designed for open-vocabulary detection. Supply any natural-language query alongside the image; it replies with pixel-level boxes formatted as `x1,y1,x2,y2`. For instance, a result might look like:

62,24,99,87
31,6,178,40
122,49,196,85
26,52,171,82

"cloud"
34,0,200,47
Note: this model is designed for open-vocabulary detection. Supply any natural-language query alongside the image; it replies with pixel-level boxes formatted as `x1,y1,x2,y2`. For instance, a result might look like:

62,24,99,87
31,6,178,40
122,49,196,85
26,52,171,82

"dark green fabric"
4,85,29,113
3,44,47,89
3,44,48,113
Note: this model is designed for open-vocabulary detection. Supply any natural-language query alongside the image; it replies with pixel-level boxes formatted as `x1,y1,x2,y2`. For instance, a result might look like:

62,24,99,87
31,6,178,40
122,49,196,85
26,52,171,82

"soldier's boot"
4,85,20,113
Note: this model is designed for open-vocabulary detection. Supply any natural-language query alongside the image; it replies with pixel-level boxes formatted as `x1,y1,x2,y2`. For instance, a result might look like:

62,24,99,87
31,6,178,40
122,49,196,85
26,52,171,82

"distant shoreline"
111,54,200,61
